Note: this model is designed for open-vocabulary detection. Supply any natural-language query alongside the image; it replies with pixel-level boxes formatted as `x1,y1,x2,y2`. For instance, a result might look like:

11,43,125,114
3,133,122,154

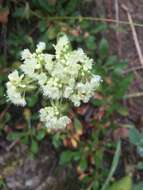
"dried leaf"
71,138,78,148
113,128,129,140
105,77,112,85
0,9,9,24
75,104,89,115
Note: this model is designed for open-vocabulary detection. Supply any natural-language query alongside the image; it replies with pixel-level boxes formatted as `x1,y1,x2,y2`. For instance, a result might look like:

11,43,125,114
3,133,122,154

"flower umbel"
6,34,101,130
6,70,26,106
39,106,71,130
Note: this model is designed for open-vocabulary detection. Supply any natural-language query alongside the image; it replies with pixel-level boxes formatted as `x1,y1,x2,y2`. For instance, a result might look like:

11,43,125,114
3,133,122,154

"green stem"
30,11,143,28
101,140,121,190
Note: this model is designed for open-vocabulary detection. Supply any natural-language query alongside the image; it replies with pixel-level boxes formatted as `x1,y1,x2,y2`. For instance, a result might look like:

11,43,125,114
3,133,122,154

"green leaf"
74,117,82,129
99,38,109,57
93,23,107,34
0,86,4,97
94,149,103,168
114,63,127,74
0,178,6,188
60,151,75,165
36,130,46,141
79,156,88,171
115,74,133,99
52,133,62,148
80,20,91,29
47,26,59,40
65,0,79,14
4,112,11,123
92,181,99,190
7,132,24,141
129,127,140,145
133,183,143,190
117,106,129,116
74,118,83,130
31,139,39,154
21,135,29,145
26,95,38,107
85,36,96,50
38,19,47,32
137,161,143,170
107,176,132,190
13,2,30,19
137,147,143,157
106,56,117,66
37,0,55,13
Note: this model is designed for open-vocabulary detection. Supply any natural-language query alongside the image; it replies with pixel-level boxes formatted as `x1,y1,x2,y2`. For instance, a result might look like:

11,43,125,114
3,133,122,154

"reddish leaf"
75,104,89,115
0,9,9,24
113,127,129,140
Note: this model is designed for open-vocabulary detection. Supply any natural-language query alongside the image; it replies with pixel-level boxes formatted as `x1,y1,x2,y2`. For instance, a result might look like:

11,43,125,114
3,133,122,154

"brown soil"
0,141,79,190
93,0,143,126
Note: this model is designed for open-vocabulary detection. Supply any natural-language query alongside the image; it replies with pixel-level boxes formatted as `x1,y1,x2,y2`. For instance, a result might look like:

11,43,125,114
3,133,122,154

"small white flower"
36,42,46,52
70,94,81,107
51,62,64,78
54,35,70,59
21,58,37,77
36,73,47,86
68,63,81,78
8,70,23,83
21,49,32,60
83,58,93,71
44,53,54,62
39,106,71,129
44,54,54,73
63,86,73,98
90,75,102,89
58,116,71,129
42,83,61,99
77,82,87,94
6,70,27,106
68,49,84,64
6,82,26,106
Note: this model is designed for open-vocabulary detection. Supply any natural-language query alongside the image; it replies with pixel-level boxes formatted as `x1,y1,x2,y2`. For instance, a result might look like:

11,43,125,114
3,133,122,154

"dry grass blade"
101,140,121,190
121,4,143,67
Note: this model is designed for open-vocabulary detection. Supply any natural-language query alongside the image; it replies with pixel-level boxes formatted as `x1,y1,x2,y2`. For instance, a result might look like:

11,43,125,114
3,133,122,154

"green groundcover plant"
1,1,142,190
5,34,137,190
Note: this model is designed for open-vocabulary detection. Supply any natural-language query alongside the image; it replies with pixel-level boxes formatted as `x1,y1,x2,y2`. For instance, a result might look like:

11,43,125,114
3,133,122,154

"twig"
124,92,143,99
2,24,8,66
122,4,143,67
0,105,10,120
115,0,122,56
123,65,143,74
6,140,19,152
107,0,112,19
115,0,119,23
30,11,143,28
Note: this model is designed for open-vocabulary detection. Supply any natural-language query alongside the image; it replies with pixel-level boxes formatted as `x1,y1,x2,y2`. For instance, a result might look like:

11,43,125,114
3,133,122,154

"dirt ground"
100,0,143,125
0,140,79,190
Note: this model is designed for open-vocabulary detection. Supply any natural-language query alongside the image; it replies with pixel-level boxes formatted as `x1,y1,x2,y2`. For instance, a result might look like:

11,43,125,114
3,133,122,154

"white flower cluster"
6,34,101,130
6,70,26,106
39,106,71,130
